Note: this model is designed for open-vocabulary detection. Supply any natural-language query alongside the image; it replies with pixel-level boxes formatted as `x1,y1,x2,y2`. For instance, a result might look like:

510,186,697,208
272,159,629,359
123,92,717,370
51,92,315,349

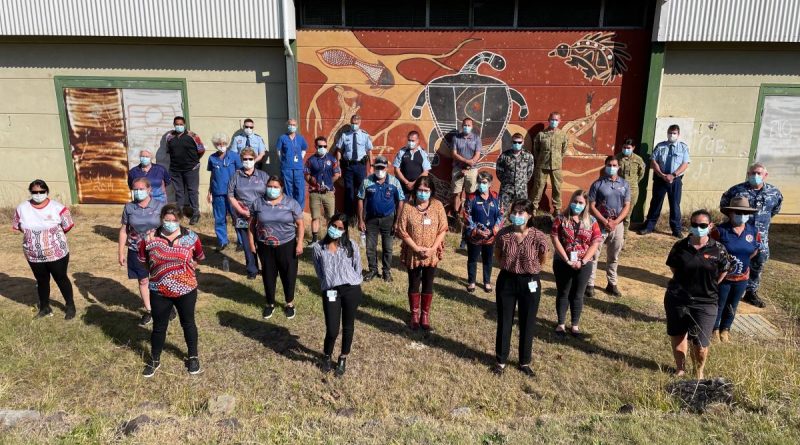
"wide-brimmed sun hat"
721,196,757,214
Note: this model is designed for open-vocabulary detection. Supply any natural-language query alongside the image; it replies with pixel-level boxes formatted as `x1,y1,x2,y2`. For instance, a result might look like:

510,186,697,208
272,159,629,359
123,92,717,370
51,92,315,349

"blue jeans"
211,195,237,247
715,280,748,330
282,169,306,209
343,163,367,221
644,176,683,233
747,244,770,292
467,243,494,285
236,227,258,276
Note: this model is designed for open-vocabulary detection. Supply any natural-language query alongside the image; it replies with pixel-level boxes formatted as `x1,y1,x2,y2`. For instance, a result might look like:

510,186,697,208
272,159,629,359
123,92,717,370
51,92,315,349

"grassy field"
0,207,798,444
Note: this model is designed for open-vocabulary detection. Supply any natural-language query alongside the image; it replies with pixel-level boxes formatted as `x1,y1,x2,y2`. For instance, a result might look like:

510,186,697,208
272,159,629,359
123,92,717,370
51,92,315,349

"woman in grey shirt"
312,213,363,377
228,147,268,279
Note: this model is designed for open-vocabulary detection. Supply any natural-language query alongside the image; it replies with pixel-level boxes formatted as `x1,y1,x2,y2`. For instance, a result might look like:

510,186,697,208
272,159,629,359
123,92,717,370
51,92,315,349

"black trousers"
27,254,74,309
408,266,436,294
322,284,362,356
365,214,394,274
553,257,592,326
170,167,200,214
257,240,298,306
150,289,198,360
495,270,541,365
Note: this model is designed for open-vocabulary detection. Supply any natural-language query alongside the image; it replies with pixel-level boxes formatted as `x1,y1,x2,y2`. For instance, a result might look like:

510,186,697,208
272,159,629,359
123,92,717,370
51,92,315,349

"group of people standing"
11,112,783,381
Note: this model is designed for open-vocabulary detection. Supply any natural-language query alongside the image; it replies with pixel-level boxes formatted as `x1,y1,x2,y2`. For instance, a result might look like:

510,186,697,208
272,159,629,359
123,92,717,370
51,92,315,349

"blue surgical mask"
408,141,417,149
327,226,343,240
351,123,360,132
605,166,619,176
622,148,633,156
510,214,527,226
549,119,559,128
463,126,472,134
266,187,281,199
133,189,149,202
287,125,297,133
416,190,431,202
162,221,180,233
478,183,489,194
174,125,185,133
512,142,523,151
140,156,151,166
732,214,750,225
748,174,763,186
570,203,585,214
690,226,709,237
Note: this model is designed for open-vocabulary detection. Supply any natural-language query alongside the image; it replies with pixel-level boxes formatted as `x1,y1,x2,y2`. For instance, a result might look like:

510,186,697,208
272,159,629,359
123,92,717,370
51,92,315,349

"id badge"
235,218,249,229
423,218,432,226
294,155,299,163
569,251,579,262
528,281,538,293
326,290,338,302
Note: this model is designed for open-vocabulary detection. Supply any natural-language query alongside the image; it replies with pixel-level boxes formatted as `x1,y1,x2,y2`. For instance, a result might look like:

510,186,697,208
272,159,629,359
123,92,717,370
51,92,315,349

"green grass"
0,208,798,444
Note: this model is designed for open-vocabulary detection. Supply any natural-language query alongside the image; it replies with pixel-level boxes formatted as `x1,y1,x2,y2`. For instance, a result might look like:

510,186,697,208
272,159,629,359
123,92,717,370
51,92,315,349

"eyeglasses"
31,191,46,194
242,158,255,162
690,223,709,229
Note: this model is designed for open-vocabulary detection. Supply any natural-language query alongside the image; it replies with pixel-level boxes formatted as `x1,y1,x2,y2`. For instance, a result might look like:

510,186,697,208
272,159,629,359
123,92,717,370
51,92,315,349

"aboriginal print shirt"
13,200,74,263
551,215,602,259
138,227,205,298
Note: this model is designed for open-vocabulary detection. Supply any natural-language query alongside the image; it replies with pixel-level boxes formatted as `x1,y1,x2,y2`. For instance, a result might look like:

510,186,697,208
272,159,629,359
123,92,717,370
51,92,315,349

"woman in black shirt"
664,209,730,379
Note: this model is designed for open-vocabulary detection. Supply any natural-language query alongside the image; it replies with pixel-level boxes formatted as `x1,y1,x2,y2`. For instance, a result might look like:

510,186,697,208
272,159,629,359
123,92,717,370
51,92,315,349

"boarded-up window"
755,95,800,214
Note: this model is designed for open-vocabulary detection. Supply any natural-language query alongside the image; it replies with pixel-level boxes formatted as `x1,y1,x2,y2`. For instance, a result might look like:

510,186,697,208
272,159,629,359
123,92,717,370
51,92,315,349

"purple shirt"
127,164,171,202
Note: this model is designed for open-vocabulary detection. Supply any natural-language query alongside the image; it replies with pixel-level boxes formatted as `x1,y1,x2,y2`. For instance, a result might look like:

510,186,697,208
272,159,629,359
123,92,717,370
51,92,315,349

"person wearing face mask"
138,204,205,377
719,163,783,308
614,138,646,235
335,115,374,224
127,149,170,204
357,156,405,283
709,197,760,343
664,210,730,379
449,117,482,218
206,133,242,252
639,124,690,238
587,156,631,298
165,116,205,225
13,179,76,320
396,176,448,331
461,172,504,293
249,176,305,320
531,112,569,216
277,118,309,209
312,213,363,377
551,190,602,337
495,132,535,211
305,136,341,244
228,148,268,279
230,118,268,168
119,177,166,326
492,199,549,377
393,130,431,196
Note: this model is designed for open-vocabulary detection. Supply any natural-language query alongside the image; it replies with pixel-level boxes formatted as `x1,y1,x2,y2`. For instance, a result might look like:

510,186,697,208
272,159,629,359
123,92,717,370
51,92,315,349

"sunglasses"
690,223,709,229
317,145,327,149
244,126,254,129
242,158,255,161
512,140,524,144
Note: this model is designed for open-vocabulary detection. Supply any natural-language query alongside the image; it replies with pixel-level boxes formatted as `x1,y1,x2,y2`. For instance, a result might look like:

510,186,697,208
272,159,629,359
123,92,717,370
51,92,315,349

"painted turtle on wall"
411,51,528,165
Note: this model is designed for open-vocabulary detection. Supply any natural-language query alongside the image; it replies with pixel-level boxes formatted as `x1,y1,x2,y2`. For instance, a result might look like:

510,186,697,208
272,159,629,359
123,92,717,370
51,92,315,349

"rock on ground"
667,377,734,413
0,409,41,427
208,395,237,416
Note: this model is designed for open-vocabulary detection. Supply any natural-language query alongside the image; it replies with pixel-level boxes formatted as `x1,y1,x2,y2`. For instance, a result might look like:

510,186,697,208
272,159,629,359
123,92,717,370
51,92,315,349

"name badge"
326,290,337,302
294,155,299,163
569,251,579,262
528,281,538,293
423,218,432,226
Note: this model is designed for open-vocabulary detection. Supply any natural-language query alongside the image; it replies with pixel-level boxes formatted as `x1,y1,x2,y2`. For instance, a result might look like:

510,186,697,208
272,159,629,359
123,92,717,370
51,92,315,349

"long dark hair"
28,179,49,194
411,176,436,205
321,213,354,258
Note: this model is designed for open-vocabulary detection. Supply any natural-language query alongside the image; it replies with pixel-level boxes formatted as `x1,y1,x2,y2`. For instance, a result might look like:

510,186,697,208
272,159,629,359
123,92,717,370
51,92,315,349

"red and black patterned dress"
138,228,205,297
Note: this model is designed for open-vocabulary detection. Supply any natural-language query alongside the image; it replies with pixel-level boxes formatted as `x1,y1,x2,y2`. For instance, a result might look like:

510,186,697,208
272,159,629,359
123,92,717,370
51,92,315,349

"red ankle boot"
420,293,433,331
408,293,421,330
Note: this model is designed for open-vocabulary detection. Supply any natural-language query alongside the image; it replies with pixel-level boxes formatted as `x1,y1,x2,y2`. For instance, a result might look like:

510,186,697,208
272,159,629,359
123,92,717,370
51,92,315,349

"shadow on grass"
198,271,264,308
769,223,800,266
82,304,184,359
73,272,141,311
0,272,66,311
583,296,666,323
217,310,319,364
615,265,669,288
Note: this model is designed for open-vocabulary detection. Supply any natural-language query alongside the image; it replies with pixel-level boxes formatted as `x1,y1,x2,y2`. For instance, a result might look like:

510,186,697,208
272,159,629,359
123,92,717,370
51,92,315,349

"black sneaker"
519,365,535,378
235,244,243,252
187,357,202,375
262,305,275,319
64,305,76,320
142,359,160,378
36,306,53,318
743,290,767,308
491,363,505,375
189,215,200,225
363,270,379,282
637,229,653,235
169,307,178,321
605,283,622,297
284,305,296,320
672,231,684,239
139,312,153,326
215,244,227,253
334,356,347,377
247,273,258,280
321,354,333,373
382,271,393,283
584,286,595,299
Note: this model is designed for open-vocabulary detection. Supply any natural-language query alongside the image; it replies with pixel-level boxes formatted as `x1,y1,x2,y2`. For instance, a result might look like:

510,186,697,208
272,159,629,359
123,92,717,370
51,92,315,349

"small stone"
618,403,635,414
336,407,356,418
0,409,41,427
450,407,471,417
119,414,153,436
208,395,236,416
216,417,241,430
407,342,427,351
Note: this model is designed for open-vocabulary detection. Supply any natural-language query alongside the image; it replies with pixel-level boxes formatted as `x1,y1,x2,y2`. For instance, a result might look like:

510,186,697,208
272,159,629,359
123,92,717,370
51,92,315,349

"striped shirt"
138,227,205,298
312,239,363,291
494,226,549,274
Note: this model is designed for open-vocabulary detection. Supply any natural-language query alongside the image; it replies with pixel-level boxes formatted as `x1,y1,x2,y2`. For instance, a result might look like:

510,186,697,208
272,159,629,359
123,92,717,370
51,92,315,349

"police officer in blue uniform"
276,118,309,210
230,118,267,164
336,114,373,223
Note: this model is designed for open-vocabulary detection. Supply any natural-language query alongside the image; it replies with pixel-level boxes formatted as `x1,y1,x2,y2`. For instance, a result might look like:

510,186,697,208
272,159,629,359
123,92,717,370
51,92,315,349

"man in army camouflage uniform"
615,138,646,234
495,132,535,211
530,111,569,215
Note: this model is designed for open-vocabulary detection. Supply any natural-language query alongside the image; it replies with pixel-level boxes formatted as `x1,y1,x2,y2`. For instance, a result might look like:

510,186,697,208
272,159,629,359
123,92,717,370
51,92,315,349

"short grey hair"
211,132,229,145
748,162,767,173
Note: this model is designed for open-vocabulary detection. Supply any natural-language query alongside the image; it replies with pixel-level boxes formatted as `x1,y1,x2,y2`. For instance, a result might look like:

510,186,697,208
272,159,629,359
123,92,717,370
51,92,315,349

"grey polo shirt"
227,169,268,209
588,176,631,220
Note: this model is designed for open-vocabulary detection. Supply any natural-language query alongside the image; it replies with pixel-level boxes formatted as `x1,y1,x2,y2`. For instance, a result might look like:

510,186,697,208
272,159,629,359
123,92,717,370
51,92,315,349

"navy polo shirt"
304,154,341,191
357,173,405,220
207,151,242,196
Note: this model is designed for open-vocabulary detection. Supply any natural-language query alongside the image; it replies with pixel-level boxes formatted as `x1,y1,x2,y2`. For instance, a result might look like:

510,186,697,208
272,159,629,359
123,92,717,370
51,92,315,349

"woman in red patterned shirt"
137,204,205,377
492,199,549,377
551,190,602,338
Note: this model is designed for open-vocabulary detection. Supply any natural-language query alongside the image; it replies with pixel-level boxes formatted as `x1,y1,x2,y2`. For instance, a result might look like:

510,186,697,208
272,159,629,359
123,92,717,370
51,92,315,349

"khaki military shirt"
615,152,646,188
532,129,568,170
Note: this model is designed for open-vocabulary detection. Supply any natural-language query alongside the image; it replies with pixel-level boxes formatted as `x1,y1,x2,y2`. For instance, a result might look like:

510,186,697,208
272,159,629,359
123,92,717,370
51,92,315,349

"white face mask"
244,128,254,136
216,145,227,153
375,169,387,179
31,192,48,204
242,160,256,170
668,133,679,143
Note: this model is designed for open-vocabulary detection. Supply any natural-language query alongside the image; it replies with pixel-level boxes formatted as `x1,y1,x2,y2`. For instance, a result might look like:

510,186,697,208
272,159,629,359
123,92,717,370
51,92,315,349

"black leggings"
257,240,298,306
28,254,74,308
495,270,541,366
408,266,436,294
553,257,592,326
150,289,198,360
322,284,362,356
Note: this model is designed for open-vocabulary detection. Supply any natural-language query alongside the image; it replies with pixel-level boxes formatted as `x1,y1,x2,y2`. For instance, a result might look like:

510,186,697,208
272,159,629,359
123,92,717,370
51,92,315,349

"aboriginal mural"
298,30,648,208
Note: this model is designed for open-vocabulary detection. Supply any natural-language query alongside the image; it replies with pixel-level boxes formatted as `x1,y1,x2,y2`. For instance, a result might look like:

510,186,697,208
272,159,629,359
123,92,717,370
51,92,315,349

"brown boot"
420,293,433,331
711,329,720,343
720,330,730,343
408,293,421,330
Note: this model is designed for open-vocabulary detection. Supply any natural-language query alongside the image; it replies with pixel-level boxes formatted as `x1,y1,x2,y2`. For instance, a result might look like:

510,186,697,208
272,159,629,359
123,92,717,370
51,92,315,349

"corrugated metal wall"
655,0,800,42
0,0,294,39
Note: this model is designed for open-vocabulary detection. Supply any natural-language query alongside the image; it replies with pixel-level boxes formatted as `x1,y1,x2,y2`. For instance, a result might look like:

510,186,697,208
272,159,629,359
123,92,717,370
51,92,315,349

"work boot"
720,330,730,343
711,329,720,343
408,293,421,330
363,270,379,282
420,293,433,331
743,290,766,308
